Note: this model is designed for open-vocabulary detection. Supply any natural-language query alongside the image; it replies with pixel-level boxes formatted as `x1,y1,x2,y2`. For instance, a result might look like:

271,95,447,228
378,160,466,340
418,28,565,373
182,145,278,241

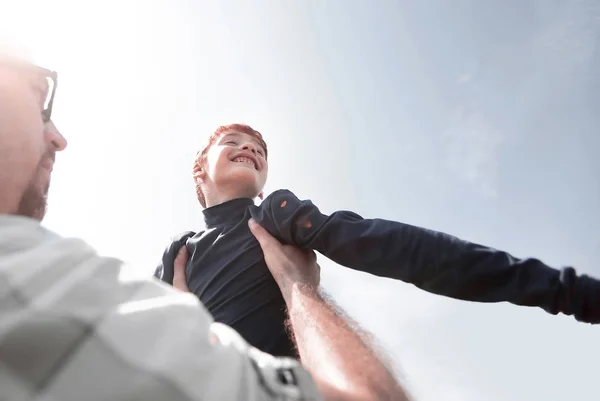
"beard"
16,165,50,221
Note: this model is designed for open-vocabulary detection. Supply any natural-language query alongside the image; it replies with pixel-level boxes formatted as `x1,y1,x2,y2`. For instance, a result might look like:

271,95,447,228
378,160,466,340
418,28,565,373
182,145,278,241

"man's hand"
173,244,190,293
248,218,320,302
249,218,408,400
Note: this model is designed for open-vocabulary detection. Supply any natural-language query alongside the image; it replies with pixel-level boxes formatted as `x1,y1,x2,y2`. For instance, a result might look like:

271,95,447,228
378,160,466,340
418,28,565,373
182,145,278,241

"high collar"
202,198,254,228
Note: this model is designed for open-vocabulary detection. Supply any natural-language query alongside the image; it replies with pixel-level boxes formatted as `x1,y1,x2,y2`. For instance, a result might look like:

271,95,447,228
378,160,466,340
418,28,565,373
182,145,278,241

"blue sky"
4,1,599,400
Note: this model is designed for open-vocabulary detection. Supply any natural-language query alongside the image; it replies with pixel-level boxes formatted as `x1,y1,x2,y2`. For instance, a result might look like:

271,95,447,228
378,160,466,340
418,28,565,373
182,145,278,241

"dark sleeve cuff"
560,267,600,324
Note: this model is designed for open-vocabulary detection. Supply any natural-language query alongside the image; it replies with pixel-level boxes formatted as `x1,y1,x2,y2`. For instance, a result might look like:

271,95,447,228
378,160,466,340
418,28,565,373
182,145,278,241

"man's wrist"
282,282,321,306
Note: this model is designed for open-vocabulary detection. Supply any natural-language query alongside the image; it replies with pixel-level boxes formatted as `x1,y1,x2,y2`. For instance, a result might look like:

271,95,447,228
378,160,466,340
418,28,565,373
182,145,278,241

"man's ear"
258,192,264,200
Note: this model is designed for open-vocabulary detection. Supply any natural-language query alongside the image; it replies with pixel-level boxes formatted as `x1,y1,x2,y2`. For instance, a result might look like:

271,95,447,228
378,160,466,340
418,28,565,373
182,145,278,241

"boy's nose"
241,142,257,154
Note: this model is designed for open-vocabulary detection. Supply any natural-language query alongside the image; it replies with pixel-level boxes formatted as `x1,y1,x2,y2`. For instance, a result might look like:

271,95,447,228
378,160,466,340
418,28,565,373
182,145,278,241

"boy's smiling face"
195,129,269,207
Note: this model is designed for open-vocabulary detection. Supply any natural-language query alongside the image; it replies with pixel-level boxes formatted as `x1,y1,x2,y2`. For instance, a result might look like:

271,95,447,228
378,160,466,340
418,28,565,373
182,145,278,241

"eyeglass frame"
0,56,58,123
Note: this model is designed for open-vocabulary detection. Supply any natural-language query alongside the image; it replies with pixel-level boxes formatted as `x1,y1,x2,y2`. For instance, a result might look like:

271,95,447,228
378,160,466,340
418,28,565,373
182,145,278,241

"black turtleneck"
156,189,600,356
155,196,297,357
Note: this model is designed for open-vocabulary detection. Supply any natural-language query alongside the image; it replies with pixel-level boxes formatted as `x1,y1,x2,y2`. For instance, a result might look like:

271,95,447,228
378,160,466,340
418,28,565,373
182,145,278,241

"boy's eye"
224,140,237,146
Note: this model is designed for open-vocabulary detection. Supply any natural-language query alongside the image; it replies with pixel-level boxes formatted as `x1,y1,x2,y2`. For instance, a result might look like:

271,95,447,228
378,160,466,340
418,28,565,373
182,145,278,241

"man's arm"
286,286,407,401
248,219,410,401
252,189,600,324
0,219,320,401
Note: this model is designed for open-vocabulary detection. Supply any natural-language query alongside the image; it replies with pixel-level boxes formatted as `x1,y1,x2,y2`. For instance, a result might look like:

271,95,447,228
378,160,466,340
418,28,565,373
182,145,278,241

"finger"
174,244,189,269
173,245,190,292
248,218,281,251
308,250,317,264
315,263,321,286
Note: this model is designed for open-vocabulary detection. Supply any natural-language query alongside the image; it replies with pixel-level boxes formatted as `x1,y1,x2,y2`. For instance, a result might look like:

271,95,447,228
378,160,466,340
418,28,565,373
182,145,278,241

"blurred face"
0,58,67,220
196,130,268,207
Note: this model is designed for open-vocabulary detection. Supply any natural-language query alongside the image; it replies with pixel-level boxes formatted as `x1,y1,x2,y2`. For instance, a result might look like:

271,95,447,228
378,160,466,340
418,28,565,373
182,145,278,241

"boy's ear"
258,192,264,200
193,168,206,183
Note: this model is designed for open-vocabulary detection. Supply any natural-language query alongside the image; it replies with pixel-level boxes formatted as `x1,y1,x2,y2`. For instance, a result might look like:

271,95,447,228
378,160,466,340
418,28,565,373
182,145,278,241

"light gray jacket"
0,215,321,401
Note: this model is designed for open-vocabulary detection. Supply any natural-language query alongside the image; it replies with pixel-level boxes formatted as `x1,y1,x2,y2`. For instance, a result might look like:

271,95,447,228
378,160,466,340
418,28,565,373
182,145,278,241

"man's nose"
44,120,67,151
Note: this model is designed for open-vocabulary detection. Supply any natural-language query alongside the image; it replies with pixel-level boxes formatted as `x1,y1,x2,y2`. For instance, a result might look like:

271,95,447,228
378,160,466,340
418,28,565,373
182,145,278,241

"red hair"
193,124,268,207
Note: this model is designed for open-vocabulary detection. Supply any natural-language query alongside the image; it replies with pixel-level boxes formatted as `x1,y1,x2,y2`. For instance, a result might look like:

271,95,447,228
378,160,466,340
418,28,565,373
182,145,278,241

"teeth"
233,157,256,169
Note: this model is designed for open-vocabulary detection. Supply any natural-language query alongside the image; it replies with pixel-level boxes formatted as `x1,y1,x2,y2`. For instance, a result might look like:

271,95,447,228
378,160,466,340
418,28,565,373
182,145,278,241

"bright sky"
3,1,599,400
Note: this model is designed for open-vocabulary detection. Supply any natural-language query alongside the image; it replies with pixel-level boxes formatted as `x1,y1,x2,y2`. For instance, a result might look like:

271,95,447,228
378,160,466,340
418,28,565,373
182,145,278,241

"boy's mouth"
232,155,258,170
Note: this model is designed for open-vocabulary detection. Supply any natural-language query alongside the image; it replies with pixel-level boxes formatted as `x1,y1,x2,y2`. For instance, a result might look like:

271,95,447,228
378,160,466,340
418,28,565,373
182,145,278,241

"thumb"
248,218,280,251
173,244,190,292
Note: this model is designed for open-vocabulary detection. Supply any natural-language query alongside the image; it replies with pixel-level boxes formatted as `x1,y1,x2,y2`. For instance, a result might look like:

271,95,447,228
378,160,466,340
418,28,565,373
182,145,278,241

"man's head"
193,124,268,208
0,54,67,220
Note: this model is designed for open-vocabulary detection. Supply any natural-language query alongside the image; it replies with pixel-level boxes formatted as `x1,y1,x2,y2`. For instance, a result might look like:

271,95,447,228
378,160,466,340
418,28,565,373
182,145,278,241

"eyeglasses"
0,56,58,123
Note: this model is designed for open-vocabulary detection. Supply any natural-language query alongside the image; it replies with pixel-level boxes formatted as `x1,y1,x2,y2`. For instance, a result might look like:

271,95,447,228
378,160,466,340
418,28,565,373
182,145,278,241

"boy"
155,123,600,357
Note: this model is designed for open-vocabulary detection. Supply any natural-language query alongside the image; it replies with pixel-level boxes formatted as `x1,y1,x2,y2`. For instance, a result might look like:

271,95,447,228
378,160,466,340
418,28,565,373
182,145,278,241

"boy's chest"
185,221,280,308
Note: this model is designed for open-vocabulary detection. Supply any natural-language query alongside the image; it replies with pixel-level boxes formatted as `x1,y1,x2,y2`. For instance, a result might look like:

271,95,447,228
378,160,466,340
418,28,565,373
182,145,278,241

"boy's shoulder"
163,230,197,256
263,188,295,200
259,189,324,217
256,189,318,228
258,190,314,219
170,230,197,244
261,189,305,207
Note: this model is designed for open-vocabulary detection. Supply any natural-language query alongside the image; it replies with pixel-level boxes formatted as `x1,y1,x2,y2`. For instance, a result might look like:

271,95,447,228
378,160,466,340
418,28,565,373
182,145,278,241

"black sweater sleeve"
257,190,600,323
153,231,196,285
